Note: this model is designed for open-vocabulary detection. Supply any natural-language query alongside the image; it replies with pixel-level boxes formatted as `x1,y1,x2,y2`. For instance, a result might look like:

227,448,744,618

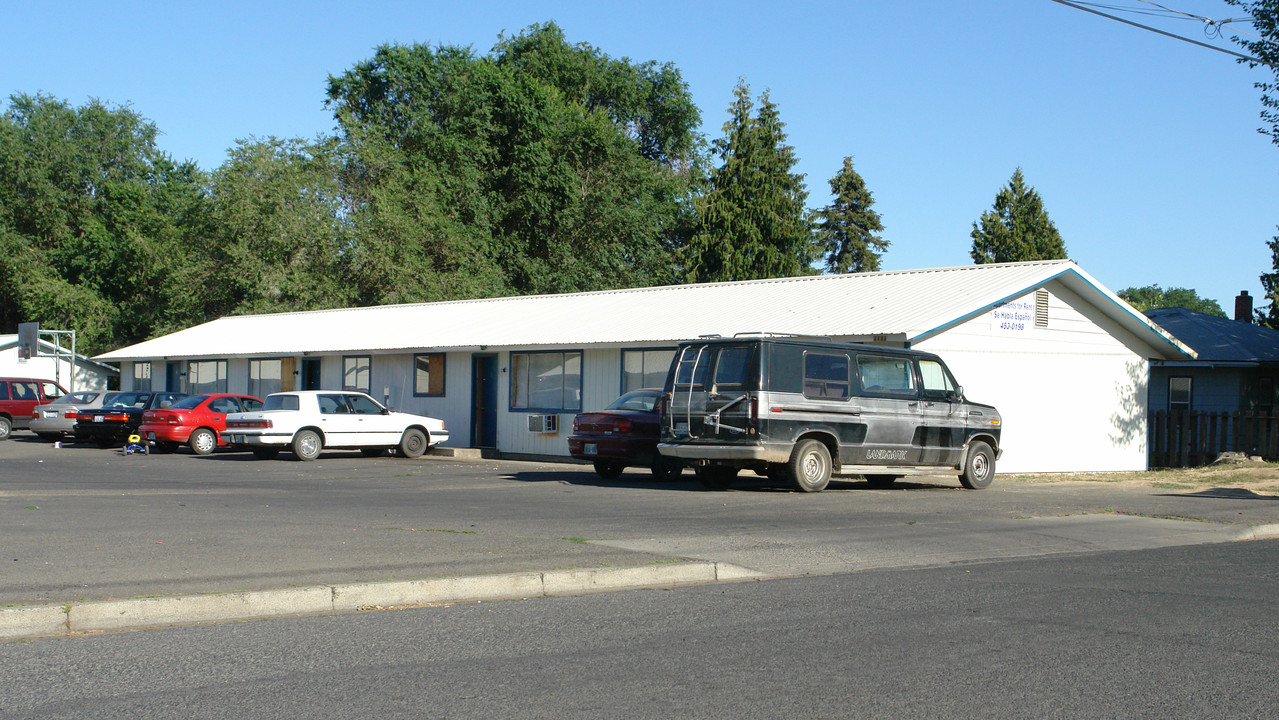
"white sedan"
224,390,449,461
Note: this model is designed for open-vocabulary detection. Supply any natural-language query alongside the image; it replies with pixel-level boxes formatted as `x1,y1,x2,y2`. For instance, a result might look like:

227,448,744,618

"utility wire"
1048,0,1269,66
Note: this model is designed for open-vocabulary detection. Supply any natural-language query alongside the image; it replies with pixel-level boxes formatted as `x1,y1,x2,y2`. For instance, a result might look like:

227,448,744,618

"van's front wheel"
959,441,995,489
788,440,832,492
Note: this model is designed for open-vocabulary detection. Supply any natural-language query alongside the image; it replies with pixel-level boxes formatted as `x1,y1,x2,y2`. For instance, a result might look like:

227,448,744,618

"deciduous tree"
1118,285,1226,316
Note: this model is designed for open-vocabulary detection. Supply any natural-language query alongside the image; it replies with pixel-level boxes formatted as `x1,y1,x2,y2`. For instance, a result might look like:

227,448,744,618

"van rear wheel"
959,441,995,489
788,440,832,492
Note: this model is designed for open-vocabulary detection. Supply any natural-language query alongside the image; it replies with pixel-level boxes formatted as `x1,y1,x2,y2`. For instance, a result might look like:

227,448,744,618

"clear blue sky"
4,1,1275,313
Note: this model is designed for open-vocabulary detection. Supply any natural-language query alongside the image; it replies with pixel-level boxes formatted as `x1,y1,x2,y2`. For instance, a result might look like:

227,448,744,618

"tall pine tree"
684,81,811,282
970,167,1066,264
815,156,886,273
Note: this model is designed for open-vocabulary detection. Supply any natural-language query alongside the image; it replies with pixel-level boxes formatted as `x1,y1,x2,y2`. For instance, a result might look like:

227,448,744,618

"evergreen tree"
815,156,886,273
684,81,811,282
970,168,1066,264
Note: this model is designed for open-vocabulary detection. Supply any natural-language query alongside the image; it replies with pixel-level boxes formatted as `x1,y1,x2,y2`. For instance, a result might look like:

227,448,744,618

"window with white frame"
249,359,283,399
510,351,581,411
133,361,152,391
622,349,675,394
187,360,227,394
1169,377,1192,411
414,353,445,396
343,355,371,394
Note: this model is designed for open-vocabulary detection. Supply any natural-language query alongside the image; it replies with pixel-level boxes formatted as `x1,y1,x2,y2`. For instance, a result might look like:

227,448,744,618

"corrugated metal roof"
94,259,1193,361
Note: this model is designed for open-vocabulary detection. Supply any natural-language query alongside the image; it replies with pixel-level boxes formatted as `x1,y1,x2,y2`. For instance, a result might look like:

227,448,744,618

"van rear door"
667,343,756,441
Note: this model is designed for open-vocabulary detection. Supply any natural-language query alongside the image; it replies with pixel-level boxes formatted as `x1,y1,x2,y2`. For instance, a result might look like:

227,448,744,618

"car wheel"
865,474,899,489
593,461,625,479
292,430,322,461
0,416,13,441
361,447,388,458
252,447,281,460
695,465,738,490
960,441,995,489
189,428,217,456
787,439,832,493
650,454,683,481
398,428,427,459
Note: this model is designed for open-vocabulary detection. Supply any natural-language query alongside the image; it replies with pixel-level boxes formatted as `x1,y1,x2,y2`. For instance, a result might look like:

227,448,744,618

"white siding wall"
916,284,1156,473
3,347,112,391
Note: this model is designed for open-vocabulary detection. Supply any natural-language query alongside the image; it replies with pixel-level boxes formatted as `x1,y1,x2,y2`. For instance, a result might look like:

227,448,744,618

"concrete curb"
1233,523,1279,542
1,561,763,642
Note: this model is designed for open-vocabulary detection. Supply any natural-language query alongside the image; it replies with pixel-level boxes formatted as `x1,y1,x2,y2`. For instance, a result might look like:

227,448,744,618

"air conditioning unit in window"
527,414,559,434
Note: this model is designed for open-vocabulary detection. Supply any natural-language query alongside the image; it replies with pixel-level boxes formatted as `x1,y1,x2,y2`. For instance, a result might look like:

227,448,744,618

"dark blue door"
472,354,498,448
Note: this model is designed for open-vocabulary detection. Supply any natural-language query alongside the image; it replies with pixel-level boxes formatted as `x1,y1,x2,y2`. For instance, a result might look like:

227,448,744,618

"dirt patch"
1006,461,1279,495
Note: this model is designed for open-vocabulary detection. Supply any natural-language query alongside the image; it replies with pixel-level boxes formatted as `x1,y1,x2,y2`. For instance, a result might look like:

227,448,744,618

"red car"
139,393,264,455
567,389,683,480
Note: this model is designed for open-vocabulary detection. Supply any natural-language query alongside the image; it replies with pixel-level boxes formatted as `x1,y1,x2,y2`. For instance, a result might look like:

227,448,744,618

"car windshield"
606,391,661,413
106,393,149,409
169,395,209,410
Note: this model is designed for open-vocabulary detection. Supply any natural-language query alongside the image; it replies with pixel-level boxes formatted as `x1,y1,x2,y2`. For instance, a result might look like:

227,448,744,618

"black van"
657,336,1002,492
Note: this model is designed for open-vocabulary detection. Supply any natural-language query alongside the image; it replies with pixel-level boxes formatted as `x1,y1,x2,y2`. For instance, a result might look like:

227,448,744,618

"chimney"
1235,291,1254,323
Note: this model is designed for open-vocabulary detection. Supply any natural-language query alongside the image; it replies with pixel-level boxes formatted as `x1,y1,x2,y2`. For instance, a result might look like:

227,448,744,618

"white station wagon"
225,390,449,461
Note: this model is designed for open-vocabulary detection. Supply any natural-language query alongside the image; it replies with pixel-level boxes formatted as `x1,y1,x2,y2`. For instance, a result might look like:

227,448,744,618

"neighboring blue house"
1145,293,1279,415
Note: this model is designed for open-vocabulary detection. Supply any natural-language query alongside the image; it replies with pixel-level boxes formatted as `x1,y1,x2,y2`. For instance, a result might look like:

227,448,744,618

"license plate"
584,443,597,456
146,432,155,440
676,422,688,434
94,415,103,423
44,410,57,418
231,434,245,443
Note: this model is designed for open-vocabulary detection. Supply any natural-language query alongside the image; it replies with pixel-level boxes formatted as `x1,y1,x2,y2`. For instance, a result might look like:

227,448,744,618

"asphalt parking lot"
4,434,1279,639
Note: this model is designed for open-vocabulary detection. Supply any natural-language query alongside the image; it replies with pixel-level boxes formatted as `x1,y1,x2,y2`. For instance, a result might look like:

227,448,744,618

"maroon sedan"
567,389,683,480
139,393,264,455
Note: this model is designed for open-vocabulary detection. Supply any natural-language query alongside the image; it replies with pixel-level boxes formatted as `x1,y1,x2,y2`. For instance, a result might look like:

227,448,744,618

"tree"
1226,1,1279,146
0,93,209,353
815,156,886,274
969,167,1067,264
325,23,702,301
203,136,357,317
1256,230,1279,328
683,81,812,282
1118,285,1226,316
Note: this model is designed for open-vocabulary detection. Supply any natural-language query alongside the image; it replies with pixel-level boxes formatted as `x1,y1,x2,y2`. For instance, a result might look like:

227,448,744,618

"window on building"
1260,377,1275,413
621,349,675,394
414,354,446,396
133,361,152,391
510,351,581,411
1169,377,1192,411
804,352,850,399
249,359,283,399
343,355,371,394
187,360,227,394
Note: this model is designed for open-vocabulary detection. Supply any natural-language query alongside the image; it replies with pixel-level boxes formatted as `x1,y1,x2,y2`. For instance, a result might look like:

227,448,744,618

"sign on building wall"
991,299,1034,333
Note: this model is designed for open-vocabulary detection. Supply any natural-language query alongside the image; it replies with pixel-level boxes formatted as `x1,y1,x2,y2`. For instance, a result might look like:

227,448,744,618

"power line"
1048,0,1268,66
